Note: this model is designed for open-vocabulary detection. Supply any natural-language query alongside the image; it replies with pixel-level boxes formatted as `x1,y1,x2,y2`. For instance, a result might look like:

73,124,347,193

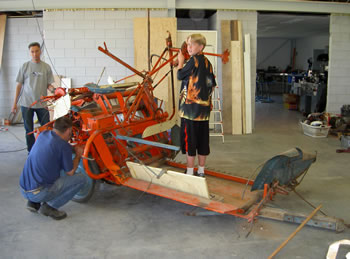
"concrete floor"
1,97,349,259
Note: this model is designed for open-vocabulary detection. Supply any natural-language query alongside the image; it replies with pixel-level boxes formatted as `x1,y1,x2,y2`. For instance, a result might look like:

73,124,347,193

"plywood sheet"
133,17,177,110
221,20,232,134
229,20,245,135
230,20,239,41
231,41,242,135
127,161,210,199
0,15,7,70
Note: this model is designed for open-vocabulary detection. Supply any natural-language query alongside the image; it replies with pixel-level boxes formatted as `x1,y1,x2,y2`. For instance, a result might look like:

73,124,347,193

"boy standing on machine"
177,34,216,177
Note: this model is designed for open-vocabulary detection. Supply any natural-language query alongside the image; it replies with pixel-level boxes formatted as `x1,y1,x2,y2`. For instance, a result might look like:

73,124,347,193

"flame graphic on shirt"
185,76,200,104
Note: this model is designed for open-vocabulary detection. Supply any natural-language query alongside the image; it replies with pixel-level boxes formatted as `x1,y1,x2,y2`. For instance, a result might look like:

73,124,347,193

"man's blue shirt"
20,130,73,191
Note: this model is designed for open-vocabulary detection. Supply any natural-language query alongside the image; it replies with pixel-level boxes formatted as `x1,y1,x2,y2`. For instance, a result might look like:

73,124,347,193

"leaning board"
127,162,210,199
244,34,252,134
231,41,243,135
0,15,7,70
133,17,177,107
221,20,233,134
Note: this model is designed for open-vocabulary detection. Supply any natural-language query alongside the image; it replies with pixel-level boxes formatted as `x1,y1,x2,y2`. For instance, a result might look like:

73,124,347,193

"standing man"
20,116,88,220
12,42,56,153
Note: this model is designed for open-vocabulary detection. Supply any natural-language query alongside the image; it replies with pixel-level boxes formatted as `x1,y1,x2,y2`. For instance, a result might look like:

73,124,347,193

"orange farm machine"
32,33,345,233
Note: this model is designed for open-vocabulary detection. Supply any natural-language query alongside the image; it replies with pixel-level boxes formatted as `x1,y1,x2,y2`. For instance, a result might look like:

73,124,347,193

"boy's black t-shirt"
177,53,216,121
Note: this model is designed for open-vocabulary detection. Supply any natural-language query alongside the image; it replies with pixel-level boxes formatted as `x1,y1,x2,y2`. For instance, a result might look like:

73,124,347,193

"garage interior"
0,0,350,258
256,12,330,116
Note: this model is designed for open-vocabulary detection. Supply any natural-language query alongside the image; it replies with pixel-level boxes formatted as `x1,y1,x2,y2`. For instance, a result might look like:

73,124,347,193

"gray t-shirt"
16,61,54,108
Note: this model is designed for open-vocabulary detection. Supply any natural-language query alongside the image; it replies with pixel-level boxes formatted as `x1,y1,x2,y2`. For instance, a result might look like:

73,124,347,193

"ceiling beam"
176,0,350,14
0,0,349,14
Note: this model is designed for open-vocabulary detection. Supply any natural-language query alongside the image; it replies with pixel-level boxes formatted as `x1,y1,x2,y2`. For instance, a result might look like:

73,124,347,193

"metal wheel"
72,156,100,203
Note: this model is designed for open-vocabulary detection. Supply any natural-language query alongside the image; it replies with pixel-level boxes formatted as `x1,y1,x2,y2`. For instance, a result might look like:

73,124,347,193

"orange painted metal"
169,45,230,64
123,178,242,215
165,160,254,186
122,177,269,220
263,183,268,198
28,32,280,223
98,42,146,80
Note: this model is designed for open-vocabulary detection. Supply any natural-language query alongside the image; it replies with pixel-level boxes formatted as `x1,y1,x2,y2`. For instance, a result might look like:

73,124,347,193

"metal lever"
157,169,167,179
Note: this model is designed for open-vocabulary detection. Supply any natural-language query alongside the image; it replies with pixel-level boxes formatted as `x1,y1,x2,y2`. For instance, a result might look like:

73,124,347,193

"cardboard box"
283,94,299,104
284,103,298,110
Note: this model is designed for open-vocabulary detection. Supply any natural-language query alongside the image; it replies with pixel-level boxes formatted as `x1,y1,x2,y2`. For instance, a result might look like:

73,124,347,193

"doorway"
256,12,330,130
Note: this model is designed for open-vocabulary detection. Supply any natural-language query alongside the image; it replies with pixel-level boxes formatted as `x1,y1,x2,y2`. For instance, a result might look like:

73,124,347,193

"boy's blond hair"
187,34,206,50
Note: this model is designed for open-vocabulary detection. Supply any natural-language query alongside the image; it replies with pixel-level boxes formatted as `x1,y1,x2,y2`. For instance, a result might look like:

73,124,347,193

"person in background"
177,34,217,177
12,42,56,153
19,117,87,220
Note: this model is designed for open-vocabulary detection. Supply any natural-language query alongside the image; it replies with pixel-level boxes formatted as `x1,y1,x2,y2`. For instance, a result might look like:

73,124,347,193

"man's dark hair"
28,42,41,49
54,117,73,133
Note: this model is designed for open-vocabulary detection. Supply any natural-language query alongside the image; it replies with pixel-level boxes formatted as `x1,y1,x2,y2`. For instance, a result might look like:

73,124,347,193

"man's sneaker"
39,203,67,220
197,172,205,178
27,201,41,213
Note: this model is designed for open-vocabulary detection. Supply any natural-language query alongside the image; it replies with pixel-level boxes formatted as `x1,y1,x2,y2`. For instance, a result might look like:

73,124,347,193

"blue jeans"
21,106,50,152
21,174,88,209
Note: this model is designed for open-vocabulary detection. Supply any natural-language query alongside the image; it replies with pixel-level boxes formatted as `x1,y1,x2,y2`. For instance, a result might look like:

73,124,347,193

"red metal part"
169,45,230,64
98,42,146,80
166,160,254,186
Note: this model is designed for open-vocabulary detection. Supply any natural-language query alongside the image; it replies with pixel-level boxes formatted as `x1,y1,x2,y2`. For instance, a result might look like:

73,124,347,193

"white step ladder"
209,86,224,143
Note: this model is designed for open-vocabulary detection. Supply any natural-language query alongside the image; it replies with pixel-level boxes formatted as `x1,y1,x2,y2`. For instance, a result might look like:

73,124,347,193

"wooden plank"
0,15,7,70
221,20,233,134
230,20,238,41
127,161,210,199
230,20,244,135
231,41,242,135
237,21,246,134
268,205,322,259
259,206,344,232
133,17,177,113
244,33,252,134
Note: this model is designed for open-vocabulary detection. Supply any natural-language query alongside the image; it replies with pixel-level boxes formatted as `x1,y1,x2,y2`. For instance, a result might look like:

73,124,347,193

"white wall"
327,14,350,114
0,18,43,119
43,9,168,88
295,35,329,70
257,38,291,71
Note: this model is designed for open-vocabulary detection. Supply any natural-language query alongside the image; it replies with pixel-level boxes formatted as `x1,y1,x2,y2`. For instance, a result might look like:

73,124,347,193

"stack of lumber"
221,20,252,135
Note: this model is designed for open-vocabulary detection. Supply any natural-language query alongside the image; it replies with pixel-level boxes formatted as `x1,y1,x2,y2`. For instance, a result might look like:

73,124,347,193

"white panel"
127,162,210,199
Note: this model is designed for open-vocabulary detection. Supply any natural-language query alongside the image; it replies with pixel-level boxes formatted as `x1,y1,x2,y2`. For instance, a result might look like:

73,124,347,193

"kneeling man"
20,116,87,220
